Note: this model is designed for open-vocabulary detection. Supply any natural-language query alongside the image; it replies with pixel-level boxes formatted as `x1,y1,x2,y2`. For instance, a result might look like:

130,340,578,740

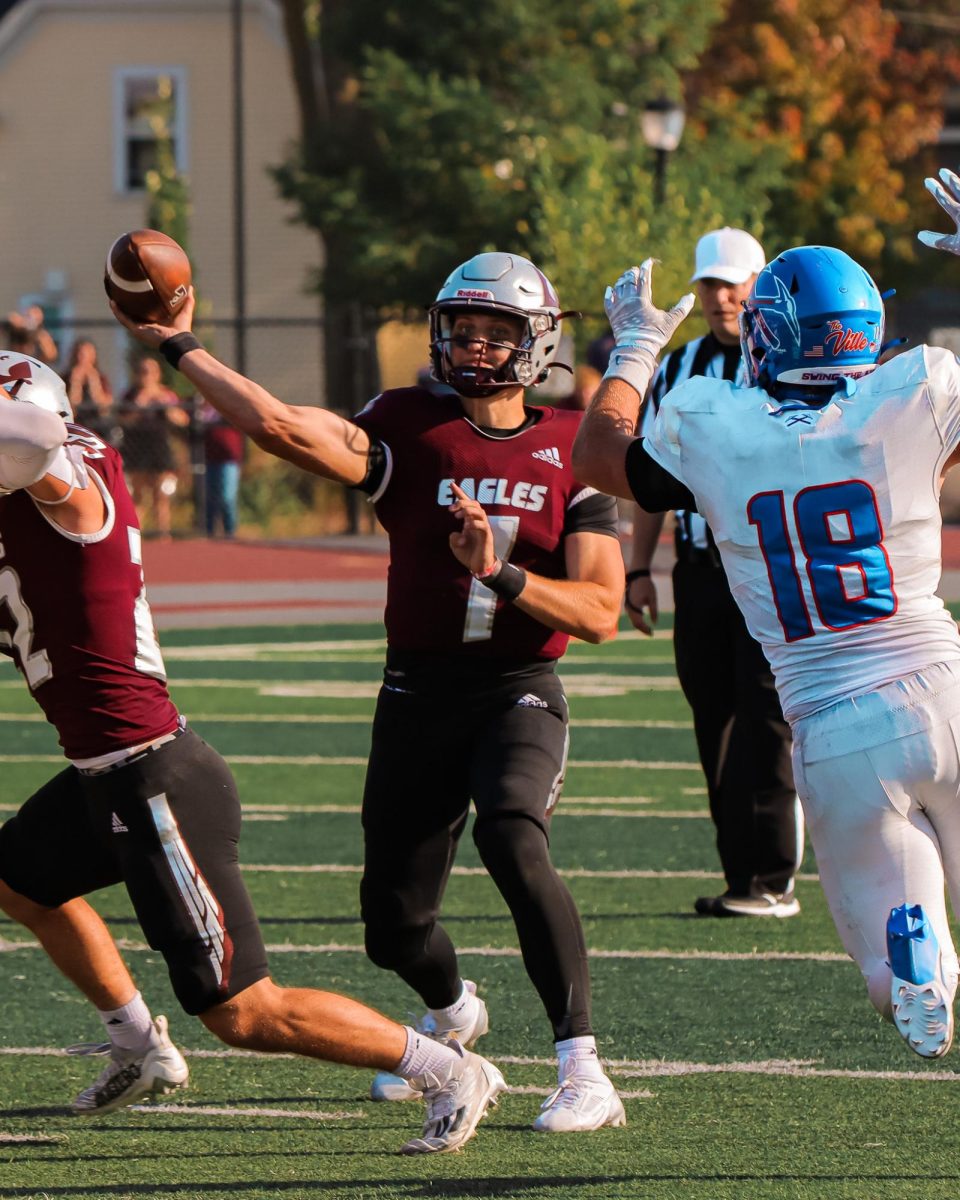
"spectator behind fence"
5,304,58,366
200,400,245,538
65,339,116,446
118,357,188,539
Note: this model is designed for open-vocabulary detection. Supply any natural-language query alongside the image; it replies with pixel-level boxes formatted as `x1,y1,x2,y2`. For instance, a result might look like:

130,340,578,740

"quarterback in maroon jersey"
113,251,627,1133
0,353,505,1154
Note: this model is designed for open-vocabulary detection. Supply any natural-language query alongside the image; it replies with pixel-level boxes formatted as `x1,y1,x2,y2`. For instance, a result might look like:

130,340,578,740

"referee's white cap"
690,228,765,285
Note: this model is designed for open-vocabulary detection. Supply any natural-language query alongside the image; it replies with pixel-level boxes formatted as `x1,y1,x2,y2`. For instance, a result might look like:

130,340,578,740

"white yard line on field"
129,1103,365,1121
0,754,701,770
0,938,845,962
2,1045,956,1085
0,713,693,729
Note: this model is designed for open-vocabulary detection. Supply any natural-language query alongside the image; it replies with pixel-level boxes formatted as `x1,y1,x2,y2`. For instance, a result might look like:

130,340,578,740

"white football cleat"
887,903,955,1058
371,980,489,1103
68,1015,189,1115
400,1046,506,1155
532,1072,626,1133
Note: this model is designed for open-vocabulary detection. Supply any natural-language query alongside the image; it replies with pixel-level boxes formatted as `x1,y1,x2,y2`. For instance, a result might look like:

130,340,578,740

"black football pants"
360,659,593,1041
672,559,801,896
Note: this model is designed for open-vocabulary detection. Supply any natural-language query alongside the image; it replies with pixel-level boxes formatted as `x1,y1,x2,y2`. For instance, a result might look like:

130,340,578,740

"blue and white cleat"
886,903,955,1059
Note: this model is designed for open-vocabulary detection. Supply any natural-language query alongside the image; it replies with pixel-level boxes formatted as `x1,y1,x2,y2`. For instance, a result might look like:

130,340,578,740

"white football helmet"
0,352,72,419
429,252,567,397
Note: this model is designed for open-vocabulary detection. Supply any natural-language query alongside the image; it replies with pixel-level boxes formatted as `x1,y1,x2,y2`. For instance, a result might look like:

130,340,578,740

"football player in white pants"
571,166,960,1059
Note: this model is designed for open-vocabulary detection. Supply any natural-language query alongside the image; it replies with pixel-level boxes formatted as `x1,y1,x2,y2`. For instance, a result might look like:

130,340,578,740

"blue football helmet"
739,246,884,391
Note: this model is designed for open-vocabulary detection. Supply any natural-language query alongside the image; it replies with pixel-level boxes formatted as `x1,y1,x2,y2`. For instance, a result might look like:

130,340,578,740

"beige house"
0,0,323,403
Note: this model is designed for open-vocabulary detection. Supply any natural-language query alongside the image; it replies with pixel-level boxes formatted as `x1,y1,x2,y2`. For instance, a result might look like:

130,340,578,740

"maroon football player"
0,353,505,1154
112,252,627,1133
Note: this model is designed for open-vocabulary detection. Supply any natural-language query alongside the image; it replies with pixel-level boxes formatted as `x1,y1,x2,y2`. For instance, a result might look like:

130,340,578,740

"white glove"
918,167,960,257
603,258,695,394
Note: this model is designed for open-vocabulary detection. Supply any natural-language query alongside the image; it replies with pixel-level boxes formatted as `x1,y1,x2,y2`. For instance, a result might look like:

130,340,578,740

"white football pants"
791,661,960,1020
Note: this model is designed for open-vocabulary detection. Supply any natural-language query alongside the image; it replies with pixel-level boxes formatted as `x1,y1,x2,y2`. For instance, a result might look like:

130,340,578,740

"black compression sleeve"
353,440,387,495
563,489,619,538
624,438,697,513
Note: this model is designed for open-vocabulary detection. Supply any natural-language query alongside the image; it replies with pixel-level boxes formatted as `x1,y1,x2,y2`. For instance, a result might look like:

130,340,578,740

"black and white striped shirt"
640,332,742,557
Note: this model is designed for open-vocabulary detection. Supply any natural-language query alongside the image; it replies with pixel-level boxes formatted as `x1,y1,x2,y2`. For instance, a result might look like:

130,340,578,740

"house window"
114,68,188,193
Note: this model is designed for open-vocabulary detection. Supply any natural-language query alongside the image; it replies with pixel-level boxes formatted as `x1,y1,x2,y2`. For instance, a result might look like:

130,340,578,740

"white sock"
396,1025,464,1083
429,980,475,1033
556,1035,606,1082
98,991,155,1054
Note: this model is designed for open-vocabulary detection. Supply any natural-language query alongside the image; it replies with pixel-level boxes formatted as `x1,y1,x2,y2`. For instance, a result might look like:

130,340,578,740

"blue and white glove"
603,258,695,394
918,167,960,257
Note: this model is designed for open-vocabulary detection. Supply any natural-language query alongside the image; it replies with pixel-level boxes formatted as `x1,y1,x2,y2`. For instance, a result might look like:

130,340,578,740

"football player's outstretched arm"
110,293,372,487
448,485,622,644
572,260,693,499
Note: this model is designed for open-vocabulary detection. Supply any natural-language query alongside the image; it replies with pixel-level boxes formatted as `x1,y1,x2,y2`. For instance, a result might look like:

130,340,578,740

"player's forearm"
514,574,620,644
629,505,665,569
571,377,644,501
177,349,368,485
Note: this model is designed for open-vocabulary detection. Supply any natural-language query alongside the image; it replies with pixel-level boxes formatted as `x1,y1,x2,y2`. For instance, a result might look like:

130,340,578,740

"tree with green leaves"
275,0,958,390
275,0,783,372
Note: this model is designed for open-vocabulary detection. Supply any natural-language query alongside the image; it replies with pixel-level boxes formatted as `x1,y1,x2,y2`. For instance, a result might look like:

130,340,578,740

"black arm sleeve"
351,439,387,495
624,438,697,513
563,488,619,538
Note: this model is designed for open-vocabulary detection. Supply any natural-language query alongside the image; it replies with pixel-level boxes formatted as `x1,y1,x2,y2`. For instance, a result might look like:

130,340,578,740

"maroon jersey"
352,387,615,660
0,425,179,759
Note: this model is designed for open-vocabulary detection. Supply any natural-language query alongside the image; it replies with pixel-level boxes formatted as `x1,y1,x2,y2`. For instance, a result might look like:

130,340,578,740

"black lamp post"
641,97,686,207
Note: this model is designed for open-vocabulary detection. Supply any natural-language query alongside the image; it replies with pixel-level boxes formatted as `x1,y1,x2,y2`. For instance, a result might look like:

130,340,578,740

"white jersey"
644,344,960,723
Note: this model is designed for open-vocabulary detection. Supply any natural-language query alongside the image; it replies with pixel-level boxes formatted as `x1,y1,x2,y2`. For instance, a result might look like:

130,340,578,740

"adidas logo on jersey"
111,812,129,834
516,693,548,708
532,446,563,469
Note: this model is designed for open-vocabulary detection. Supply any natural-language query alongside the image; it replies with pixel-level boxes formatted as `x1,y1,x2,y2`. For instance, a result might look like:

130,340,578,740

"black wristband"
480,560,527,602
625,568,651,583
159,332,202,370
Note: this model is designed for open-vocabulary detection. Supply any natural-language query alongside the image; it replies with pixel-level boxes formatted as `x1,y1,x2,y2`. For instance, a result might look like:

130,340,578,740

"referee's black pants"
672,558,800,896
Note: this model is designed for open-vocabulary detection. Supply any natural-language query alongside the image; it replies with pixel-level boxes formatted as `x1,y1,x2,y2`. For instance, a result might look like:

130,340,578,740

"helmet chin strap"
447,361,518,399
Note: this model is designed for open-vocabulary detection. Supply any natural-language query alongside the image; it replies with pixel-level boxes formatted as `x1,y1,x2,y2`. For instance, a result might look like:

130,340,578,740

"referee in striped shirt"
625,228,803,918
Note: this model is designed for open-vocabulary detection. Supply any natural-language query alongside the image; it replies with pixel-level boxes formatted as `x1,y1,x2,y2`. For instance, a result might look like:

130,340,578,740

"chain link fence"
22,310,392,540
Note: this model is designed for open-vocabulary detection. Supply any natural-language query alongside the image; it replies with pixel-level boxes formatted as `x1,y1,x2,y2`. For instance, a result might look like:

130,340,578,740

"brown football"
104,229,192,323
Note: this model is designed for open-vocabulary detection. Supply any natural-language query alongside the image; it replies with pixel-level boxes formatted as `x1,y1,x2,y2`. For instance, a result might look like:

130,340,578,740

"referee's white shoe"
887,903,955,1059
371,980,489,1103
69,1015,189,1115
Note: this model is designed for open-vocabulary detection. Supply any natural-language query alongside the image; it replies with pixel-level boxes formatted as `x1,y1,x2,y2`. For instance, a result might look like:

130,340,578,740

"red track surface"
143,538,388,585
144,529,960,585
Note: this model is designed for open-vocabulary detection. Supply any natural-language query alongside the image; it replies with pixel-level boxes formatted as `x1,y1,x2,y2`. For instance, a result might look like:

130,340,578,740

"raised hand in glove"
603,259,695,394
918,168,960,257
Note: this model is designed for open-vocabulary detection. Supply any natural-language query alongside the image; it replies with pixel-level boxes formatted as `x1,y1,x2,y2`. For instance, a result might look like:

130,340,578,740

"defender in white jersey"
572,167,960,1060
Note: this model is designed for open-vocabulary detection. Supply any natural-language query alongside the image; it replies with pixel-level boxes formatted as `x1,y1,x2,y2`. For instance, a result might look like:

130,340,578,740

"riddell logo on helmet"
455,288,496,300
824,321,869,355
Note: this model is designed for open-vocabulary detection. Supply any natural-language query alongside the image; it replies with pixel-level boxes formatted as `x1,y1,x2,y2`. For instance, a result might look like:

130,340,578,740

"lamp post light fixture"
641,97,686,207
